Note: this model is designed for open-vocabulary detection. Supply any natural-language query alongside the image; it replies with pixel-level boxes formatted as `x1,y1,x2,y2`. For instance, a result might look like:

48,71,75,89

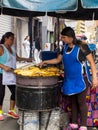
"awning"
48,0,98,20
0,0,98,19
1,0,77,12
1,0,98,12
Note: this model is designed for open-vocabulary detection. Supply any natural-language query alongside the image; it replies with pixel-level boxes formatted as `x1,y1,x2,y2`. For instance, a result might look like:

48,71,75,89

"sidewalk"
0,117,19,130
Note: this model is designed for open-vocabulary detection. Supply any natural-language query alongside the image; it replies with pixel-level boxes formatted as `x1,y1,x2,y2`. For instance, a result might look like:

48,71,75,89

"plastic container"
41,51,57,61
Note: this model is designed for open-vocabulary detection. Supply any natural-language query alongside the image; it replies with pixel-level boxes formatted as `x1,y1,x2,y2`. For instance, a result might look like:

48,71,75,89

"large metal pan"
16,75,59,87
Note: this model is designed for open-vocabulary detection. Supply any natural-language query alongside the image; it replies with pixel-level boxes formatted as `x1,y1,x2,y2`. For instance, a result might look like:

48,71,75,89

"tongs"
10,68,15,72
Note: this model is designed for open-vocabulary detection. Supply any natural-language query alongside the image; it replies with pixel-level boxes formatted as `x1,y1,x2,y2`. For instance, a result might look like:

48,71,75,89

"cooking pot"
16,84,59,111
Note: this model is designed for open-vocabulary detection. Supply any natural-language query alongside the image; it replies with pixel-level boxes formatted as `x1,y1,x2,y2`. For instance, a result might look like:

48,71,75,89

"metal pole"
56,17,60,53
28,16,33,58
45,111,52,130
21,110,25,130
39,112,42,130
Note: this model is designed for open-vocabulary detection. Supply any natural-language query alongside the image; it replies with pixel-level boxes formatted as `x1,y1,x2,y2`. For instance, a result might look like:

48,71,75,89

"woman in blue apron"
39,27,98,130
0,32,31,121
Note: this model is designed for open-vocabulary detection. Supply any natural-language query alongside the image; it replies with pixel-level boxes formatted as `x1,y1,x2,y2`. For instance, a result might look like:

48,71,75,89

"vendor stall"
0,0,98,129
14,64,62,130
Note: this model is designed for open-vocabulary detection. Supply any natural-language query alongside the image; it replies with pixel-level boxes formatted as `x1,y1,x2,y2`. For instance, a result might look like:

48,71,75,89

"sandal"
63,123,78,130
79,126,87,130
69,123,78,129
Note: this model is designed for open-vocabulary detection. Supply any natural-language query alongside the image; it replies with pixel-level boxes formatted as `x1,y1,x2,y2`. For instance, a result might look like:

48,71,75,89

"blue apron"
62,44,90,95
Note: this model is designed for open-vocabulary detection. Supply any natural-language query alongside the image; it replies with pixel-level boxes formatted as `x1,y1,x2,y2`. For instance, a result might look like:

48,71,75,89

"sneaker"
79,126,87,130
7,110,19,119
69,123,78,129
0,114,4,121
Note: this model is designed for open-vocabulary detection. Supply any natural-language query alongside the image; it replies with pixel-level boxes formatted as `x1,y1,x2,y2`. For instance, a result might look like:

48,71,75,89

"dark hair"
61,26,83,46
0,32,14,44
24,36,29,40
35,37,41,51
61,26,86,53
61,27,77,44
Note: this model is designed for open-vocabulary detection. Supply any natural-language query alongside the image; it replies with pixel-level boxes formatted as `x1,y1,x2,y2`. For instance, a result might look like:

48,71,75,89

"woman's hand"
0,64,12,72
38,61,46,68
86,53,98,88
92,76,98,88
3,66,12,72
